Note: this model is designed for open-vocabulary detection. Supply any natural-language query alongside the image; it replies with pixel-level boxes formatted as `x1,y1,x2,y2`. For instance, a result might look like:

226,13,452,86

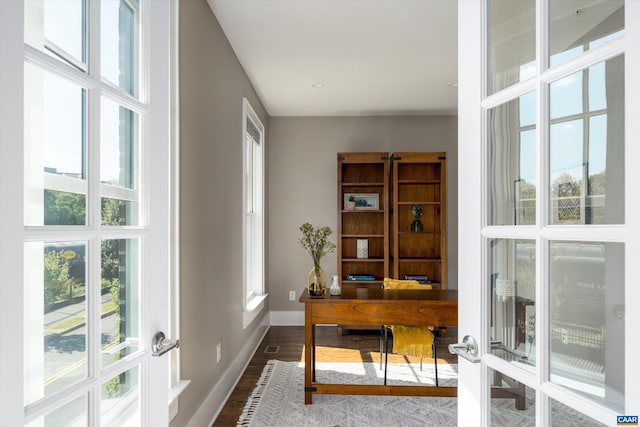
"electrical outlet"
216,342,222,362
289,290,296,301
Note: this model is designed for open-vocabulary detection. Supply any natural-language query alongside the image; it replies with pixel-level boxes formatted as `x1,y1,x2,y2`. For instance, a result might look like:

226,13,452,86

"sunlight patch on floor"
300,345,454,367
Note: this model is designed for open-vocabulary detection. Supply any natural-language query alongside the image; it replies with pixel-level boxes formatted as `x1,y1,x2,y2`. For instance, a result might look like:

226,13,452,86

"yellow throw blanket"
389,325,434,358
383,277,432,290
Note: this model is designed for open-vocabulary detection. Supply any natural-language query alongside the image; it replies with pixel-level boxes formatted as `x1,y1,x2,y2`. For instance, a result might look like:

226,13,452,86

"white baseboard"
185,312,270,427
269,310,305,326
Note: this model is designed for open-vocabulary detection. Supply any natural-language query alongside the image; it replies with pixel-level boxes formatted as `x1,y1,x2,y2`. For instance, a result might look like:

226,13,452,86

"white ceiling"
207,0,458,117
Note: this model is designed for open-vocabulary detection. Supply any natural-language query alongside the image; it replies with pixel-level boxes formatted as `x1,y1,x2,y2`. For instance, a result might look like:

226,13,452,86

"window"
243,98,266,327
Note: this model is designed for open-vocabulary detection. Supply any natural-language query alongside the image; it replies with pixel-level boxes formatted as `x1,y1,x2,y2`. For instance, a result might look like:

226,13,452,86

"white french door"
0,0,172,425
457,0,640,426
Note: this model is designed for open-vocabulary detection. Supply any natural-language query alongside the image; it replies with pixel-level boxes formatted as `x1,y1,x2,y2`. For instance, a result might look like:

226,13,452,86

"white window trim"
243,295,267,329
168,0,189,419
242,98,267,329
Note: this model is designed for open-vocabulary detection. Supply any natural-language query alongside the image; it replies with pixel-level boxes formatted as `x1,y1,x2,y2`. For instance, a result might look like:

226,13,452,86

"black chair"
379,278,439,386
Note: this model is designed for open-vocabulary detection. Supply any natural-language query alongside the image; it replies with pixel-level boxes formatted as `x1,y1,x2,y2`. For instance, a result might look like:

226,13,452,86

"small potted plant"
347,195,356,210
411,204,423,232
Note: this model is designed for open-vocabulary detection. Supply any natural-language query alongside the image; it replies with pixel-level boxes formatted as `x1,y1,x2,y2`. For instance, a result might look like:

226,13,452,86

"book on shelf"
347,274,376,281
404,274,429,281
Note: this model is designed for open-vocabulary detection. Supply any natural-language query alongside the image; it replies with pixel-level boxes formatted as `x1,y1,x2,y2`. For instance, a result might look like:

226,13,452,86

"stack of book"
404,274,430,283
346,274,376,281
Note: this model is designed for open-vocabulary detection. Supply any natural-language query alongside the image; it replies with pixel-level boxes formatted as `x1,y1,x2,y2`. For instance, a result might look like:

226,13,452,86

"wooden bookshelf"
391,152,446,288
337,152,390,292
336,152,446,334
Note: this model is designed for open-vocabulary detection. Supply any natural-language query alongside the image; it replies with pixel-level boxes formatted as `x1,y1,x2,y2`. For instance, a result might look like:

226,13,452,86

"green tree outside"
43,249,75,307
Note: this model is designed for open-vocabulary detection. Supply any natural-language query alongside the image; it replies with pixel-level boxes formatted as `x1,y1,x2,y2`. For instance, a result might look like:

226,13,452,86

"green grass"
46,300,118,334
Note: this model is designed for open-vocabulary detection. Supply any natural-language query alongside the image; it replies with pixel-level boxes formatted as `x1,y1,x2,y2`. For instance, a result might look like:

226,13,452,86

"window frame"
242,97,266,329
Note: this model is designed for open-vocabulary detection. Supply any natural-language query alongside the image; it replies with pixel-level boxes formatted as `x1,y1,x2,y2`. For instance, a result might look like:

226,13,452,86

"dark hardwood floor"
212,325,458,426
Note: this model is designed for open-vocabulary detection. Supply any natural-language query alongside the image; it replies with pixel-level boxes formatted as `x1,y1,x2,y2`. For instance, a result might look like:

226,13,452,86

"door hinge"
304,386,317,392
337,155,345,161
438,156,446,160
381,155,389,161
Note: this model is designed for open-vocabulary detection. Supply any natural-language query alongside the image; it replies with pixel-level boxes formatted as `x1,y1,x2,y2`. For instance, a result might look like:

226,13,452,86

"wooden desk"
299,287,458,404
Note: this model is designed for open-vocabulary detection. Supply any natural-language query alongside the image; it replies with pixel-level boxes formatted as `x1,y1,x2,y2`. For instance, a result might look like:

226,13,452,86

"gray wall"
174,1,269,425
268,116,458,312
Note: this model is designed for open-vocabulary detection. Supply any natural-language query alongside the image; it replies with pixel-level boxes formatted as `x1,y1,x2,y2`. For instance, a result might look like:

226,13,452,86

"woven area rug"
236,360,606,426
237,360,458,426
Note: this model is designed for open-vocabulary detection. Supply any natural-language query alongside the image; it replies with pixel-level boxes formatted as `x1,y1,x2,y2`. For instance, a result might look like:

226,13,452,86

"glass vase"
329,275,341,296
307,264,327,297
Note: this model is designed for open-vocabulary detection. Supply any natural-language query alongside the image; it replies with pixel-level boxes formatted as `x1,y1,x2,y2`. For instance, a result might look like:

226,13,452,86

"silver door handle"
152,331,180,357
448,335,480,363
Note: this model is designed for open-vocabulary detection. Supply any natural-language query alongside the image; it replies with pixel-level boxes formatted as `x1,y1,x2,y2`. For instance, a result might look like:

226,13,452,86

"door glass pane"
549,56,624,225
549,241,624,412
550,75,583,119
489,93,537,225
25,63,87,226
101,97,137,190
549,0,624,67
24,241,88,406
489,368,535,425
101,366,140,427
102,198,139,226
101,0,139,96
101,239,139,368
588,62,607,112
44,190,87,226
487,0,536,94
25,0,87,69
101,97,139,226
550,398,607,426
489,239,536,366
25,395,87,427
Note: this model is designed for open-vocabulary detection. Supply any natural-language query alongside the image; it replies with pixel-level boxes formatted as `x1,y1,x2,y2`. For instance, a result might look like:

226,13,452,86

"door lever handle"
152,331,180,357
448,335,481,363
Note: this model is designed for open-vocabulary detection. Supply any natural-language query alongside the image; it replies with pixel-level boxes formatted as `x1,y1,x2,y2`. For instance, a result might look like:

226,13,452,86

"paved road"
44,293,112,329
40,294,120,398
44,312,118,396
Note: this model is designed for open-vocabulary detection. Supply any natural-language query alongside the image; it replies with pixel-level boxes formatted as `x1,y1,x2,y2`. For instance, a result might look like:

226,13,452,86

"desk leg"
304,304,313,404
312,323,316,382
